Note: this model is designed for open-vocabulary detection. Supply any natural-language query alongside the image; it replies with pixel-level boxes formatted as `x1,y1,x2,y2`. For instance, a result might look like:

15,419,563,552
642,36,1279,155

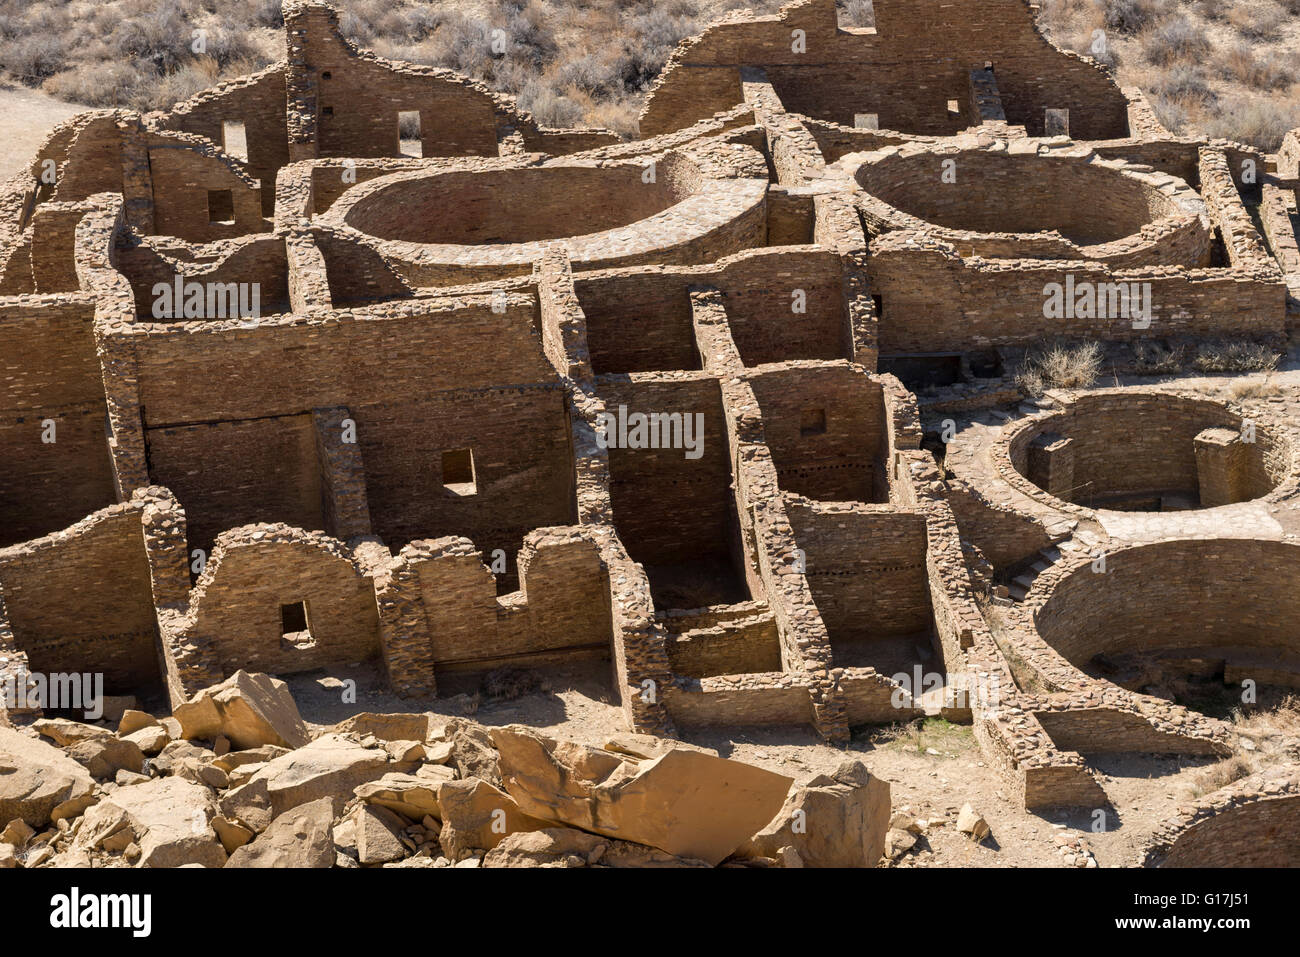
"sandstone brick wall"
286,3,501,159
598,374,743,587
668,613,782,677
0,295,116,545
784,497,932,641
868,245,1284,354
355,388,575,569
312,227,413,307
641,0,1130,139
409,529,613,670
51,114,127,206
146,130,267,242
575,247,848,374
156,65,290,218
146,414,326,560
182,527,381,677
115,233,291,318
746,363,886,501
0,502,159,692
664,672,816,728
1033,707,1228,756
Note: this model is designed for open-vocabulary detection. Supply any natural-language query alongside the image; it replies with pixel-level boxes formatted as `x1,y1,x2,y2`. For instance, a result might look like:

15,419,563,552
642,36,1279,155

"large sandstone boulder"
0,727,97,828
482,828,711,868
355,805,408,865
601,733,719,760
743,760,891,867
446,720,501,787
88,777,226,868
174,671,310,750
491,726,794,866
220,734,413,831
65,735,146,780
330,712,430,743
354,769,452,821
435,778,551,861
32,718,111,747
225,798,334,868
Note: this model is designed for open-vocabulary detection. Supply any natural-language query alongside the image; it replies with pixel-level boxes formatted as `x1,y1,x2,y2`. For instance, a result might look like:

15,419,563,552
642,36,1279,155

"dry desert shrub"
1140,16,1211,66
0,0,1297,145
1225,0,1287,41
1200,95,1300,152
1038,0,1300,150
1233,694,1300,737
1131,338,1185,373
1190,339,1280,374
1016,340,1103,396
1187,755,1254,797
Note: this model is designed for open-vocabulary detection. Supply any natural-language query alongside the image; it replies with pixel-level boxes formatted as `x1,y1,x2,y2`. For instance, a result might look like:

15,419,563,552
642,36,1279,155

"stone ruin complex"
2,0,1299,866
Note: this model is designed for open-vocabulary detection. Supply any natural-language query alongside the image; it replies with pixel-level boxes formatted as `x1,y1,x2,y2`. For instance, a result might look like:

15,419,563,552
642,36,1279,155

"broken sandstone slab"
118,710,158,736
436,777,551,861
84,777,226,868
226,797,334,868
354,768,453,821
490,725,794,866
32,718,112,747
601,732,720,761
66,734,146,780
483,828,712,868
220,733,415,831
742,760,891,867
174,670,311,750
0,727,97,828
330,712,430,743
355,804,409,865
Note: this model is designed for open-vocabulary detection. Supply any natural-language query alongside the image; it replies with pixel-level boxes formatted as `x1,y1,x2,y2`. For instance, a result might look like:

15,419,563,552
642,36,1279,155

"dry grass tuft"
1187,754,1254,797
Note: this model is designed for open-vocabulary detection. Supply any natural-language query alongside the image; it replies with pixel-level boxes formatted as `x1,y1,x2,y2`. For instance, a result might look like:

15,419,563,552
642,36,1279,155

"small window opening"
801,408,827,437
322,105,334,117
207,189,234,225
321,70,332,79
222,121,248,163
280,601,315,650
872,293,884,318
398,111,422,157
836,0,876,29
442,448,477,496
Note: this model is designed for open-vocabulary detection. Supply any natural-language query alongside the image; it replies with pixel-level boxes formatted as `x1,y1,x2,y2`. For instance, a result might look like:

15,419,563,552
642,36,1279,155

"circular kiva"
1030,538,1300,696
1142,769,1300,867
323,151,767,285
851,144,1209,265
999,391,1289,514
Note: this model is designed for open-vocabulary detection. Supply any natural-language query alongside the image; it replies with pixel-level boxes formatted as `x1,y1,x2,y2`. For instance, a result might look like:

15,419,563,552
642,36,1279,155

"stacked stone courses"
2,0,1300,842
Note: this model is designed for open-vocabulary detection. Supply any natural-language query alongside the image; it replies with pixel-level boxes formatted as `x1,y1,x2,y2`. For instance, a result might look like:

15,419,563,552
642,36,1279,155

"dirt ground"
274,653,1297,869
0,84,85,181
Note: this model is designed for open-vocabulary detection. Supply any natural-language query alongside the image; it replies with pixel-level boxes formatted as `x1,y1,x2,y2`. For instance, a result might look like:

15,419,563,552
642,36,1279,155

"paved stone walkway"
1097,501,1285,542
